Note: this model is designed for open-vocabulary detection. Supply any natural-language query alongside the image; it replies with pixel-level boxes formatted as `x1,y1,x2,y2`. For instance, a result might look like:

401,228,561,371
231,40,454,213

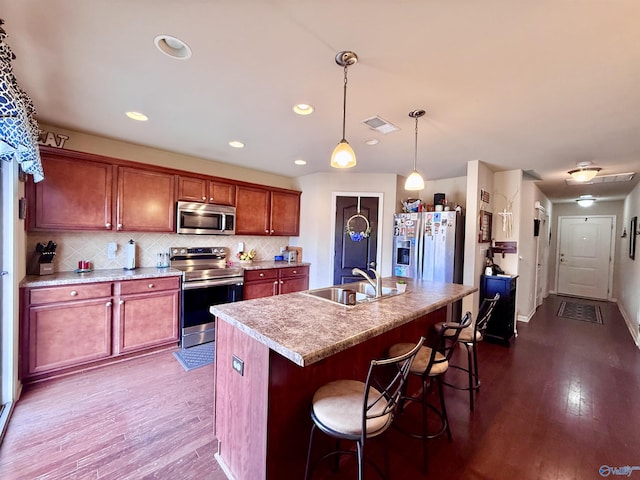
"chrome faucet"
352,267,382,298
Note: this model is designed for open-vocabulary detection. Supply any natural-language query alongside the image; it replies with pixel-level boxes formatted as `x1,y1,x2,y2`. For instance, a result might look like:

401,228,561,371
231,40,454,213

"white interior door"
557,216,613,300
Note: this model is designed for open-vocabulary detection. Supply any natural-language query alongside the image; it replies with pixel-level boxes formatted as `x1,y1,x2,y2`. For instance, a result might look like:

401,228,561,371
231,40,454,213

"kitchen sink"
302,282,401,306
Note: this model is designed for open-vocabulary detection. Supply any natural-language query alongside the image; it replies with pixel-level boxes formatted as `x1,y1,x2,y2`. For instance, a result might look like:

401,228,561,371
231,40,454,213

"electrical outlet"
232,354,244,376
107,242,117,260
280,246,287,253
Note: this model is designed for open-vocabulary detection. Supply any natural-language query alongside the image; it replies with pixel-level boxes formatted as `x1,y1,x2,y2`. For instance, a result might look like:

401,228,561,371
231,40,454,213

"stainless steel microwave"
176,201,236,235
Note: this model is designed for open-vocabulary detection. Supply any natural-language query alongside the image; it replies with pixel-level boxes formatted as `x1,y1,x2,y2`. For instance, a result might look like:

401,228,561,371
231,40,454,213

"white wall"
617,184,640,345
423,176,468,210
293,173,399,289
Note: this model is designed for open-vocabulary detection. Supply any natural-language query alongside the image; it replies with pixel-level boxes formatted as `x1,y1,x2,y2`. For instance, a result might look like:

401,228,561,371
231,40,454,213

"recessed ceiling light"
125,111,148,121
294,159,307,166
364,139,379,145
154,34,192,60
229,141,245,148
293,104,314,115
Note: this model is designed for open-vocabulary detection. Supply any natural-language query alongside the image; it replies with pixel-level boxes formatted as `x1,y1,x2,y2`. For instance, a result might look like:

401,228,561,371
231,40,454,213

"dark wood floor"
1,295,639,479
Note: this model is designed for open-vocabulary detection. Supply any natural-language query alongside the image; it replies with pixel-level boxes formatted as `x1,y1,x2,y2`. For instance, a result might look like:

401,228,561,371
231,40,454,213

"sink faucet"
352,267,382,298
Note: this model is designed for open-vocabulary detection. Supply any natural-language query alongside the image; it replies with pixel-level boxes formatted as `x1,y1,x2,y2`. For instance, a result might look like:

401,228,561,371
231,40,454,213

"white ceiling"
3,0,640,202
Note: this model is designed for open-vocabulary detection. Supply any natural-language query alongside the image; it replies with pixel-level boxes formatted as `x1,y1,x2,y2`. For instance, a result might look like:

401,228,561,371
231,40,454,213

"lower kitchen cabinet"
21,276,180,381
115,278,180,354
243,265,309,300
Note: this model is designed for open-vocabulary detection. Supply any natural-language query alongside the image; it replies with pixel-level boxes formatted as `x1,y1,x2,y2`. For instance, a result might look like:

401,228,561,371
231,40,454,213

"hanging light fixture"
568,161,601,182
576,195,596,207
330,51,358,168
404,109,426,190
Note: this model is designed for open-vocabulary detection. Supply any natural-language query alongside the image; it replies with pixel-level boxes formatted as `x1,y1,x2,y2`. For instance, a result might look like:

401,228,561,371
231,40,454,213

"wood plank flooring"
1,294,639,479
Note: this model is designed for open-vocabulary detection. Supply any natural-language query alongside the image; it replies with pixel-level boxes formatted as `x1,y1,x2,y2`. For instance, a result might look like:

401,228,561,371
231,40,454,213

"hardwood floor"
1,295,639,479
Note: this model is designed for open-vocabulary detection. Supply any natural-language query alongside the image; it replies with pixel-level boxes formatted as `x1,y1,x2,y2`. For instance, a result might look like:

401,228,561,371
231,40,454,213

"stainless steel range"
170,246,244,348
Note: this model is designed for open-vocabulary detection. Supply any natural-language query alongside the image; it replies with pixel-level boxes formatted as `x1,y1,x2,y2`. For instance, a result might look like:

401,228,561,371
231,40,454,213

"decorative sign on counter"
38,130,69,149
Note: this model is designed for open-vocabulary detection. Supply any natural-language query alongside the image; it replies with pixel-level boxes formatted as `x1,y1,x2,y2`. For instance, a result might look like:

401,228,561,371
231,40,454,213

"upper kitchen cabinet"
117,167,175,232
177,175,236,206
235,185,300,236
27,150,115,231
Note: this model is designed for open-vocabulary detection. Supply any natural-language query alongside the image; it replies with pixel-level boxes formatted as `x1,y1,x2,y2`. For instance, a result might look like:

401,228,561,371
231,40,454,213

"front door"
333,196,379,285
557,216,613,300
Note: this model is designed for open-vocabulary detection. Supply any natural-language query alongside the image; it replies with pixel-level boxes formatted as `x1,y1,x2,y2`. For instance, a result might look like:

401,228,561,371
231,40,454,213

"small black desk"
480,274,518,345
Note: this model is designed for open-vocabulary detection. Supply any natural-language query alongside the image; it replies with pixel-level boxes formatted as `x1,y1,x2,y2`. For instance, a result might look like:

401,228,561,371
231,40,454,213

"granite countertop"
235,260,310,270
211,277,477,367
20,267,183,288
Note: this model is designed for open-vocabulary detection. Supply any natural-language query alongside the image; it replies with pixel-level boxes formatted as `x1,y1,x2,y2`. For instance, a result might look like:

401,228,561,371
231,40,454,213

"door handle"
0,271,8,276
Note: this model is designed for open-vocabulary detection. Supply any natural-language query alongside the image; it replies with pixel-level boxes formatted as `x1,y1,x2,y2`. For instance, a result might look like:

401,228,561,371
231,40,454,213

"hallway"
0,295,638,479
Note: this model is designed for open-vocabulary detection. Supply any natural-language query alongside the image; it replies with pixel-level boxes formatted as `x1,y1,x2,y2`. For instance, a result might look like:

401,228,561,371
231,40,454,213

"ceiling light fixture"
154,34,192,60
364,139,379,146
294,159,307,165
576,195,596,207
568,161,601,182
229,140,244,148
330,51,358,169
125,111,148,121
293,104,314,115
404,109,426,191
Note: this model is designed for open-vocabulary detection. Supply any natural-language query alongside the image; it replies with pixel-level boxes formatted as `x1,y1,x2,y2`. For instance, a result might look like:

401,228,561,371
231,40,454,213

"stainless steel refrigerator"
392,211,464,283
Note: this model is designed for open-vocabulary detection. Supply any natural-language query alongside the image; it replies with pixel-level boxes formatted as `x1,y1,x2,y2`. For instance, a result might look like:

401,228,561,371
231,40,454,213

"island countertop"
211,277,476,367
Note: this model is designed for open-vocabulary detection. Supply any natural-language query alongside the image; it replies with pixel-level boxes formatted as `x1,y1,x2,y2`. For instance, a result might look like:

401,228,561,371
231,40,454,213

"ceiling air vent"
565,172,635,186
362,116,399,134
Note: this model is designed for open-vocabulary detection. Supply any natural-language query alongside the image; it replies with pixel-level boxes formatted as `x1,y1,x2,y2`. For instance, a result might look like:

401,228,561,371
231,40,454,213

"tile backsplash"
27,232,291,273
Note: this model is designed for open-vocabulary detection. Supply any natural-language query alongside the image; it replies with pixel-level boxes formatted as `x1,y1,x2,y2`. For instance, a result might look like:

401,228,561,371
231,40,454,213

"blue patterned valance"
0,19,44,182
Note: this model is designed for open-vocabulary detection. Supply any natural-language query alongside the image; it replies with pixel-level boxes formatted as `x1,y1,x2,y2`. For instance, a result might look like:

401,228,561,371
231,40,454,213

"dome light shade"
568,162,601,182
330,140,356,168
577,198,595,207
405,170,425,190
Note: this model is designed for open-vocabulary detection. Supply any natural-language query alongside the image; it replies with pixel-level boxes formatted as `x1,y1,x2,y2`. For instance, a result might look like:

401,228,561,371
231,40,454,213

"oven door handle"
183,278,244,290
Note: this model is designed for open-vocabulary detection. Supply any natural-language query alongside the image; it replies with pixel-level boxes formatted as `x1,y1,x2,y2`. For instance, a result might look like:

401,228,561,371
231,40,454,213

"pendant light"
330,51,358,168
568,161,601,182
404,109,426,190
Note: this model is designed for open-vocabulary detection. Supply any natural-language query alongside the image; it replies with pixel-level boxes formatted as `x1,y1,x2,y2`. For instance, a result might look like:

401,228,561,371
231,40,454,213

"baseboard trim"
214,452,237,480
618,302,640,349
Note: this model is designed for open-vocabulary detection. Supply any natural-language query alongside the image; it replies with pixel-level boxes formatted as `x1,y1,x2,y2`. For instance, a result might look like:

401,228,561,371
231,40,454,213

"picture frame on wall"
479,210,492,243
630,216,637,260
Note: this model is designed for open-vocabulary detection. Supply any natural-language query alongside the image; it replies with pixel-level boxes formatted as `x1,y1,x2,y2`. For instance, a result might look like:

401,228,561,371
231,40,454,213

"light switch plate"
107,242,117,260
232,354,244,376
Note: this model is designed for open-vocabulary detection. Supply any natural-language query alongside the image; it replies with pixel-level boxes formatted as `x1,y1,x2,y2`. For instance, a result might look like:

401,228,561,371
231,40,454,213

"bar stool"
442,293,500,411
388,313,472,473
304,337,425,480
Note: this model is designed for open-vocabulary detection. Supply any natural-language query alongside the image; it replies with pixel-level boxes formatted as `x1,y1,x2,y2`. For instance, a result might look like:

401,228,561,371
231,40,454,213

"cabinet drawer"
29,283,112,305
279,265,309,279
119,276,180,295
244,269,278,282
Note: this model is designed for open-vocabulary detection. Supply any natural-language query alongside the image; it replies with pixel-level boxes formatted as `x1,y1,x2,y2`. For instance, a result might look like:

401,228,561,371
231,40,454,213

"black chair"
388,313,472,473
304,337,425,480
443,292,500,411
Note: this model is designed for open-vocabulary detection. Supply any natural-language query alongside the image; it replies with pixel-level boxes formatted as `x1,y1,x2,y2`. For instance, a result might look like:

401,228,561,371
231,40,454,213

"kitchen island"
210,277,476,480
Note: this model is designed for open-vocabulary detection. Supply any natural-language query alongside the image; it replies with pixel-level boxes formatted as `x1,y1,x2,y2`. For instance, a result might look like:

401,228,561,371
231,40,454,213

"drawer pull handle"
148,283,155,288
292,270,297,274
70,290,78,297
259,273,264,277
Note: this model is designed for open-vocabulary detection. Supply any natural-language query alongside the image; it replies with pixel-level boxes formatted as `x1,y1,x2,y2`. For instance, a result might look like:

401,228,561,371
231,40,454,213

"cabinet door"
28,299,112,374
178,176,207,202
116,290,180,354
208,181,236,206
117,167,176,232
235,185,270,235
243,280,278,300
270,190,301,236
28,153,114,231
279,276,309,295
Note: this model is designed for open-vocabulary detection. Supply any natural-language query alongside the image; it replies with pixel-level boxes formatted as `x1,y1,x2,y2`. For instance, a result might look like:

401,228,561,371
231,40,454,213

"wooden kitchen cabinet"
243,265,309,300
24,283,114,376
27,150,115,231
115,277,180,354
178,175,236,206
21,276,180,382
117,167,176,232
235,185,300,236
